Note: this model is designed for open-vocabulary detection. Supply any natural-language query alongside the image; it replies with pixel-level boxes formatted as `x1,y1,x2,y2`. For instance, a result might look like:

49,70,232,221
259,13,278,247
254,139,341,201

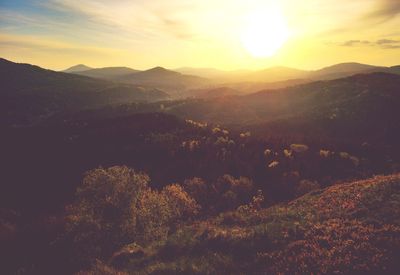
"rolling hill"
70,67,140,80
159,72,400,144
63,64,93,73
245,66,308,82
310,62,384,80
0,58,169,126
62,62,400,98
179,63,397,84
117,66,209,97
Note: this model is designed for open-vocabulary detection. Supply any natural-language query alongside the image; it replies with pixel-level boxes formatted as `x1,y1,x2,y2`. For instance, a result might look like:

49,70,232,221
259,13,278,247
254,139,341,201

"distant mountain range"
3,57,400,140
64,62,400,96
0,58,169,126
161,72,400,144
177,62,400,83
63,64,93,73
65,65,208,96
71,67,140,80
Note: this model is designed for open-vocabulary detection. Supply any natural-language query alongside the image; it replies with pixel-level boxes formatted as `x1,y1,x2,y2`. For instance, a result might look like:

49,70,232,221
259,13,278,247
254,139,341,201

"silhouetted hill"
161,72,400,144
72,67,140,80
63,64,92,73
242,63,386,83
388,65,400,74
311,62,384,79
0,58,169,126
118,66,209,97
176,63,386,83
246,66,308,82
176,67,252,80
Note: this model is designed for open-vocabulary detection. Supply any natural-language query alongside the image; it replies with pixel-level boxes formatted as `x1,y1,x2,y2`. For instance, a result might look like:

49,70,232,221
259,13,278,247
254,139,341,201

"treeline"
1,112,397,212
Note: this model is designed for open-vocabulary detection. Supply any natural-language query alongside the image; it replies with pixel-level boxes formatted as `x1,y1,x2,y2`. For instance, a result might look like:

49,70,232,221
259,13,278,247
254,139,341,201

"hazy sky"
1,0,399,70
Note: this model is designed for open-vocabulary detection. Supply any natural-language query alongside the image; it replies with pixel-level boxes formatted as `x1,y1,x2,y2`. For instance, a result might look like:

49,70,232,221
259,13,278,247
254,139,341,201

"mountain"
71,67,140,80
0,58,169,126
240,63,386,83
388,65,400,74
176,67,252,80
188,87,241,98
107,173,400,274
63,64,93,73
117,66,209,97
215,63,394,84
245,66,309,82
365,65,400,75
161,72,400,144
311,62,384,80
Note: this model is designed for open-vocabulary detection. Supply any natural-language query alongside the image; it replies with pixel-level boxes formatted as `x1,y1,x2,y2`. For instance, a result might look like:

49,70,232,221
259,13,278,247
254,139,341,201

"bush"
216,175,254,211
162,184,200,221
183,177,212,211
66,166,149,262
66,166,200,265
136,189,172,243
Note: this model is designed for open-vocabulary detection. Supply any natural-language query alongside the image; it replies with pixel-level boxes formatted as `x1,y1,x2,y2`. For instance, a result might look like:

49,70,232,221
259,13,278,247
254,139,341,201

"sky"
0,0,399,71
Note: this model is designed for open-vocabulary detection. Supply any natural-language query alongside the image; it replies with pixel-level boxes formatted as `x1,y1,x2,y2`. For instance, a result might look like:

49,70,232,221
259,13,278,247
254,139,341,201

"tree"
183,177,210,210
66,166,200,265
66,166,149,262
162,184,200,221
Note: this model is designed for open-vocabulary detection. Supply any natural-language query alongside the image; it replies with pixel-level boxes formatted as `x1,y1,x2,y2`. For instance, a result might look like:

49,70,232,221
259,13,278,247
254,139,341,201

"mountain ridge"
0,58,169,126
63,64,93,73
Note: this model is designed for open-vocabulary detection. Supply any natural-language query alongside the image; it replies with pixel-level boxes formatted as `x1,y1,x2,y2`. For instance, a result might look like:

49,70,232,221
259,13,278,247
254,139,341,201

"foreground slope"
114,174,400,274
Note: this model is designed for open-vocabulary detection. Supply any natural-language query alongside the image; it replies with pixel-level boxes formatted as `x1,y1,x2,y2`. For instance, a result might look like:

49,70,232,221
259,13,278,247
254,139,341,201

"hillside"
246,66,308,82
0,58,169,126
63,64,93,73
88,173,400,274
71,67,140,80
118,66,209,96
180,62,398,84
161,72,400,145
310,62,383,80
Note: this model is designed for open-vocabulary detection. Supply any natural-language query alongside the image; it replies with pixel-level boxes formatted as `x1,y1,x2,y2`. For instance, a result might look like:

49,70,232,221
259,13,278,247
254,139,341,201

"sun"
240,8,290,58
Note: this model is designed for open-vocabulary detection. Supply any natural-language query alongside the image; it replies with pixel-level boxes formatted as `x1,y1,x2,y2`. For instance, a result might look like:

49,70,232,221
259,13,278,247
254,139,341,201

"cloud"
41,0,202,41
381,44,400,49
367,0,400,21
0,33,122,56
376,39,400,44
341,40,371,47
340,38,400,49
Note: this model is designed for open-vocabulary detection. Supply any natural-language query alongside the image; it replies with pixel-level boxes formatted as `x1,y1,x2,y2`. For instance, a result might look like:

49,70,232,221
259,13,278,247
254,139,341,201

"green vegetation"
88,174,399,274
2,59,400,274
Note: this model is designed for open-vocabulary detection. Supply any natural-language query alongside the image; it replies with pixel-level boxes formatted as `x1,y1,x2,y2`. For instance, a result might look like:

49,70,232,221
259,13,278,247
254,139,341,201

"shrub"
136,189,172,243
66,166,149,262
215,175,254,211
162,184,200,221
66,167,199,265
183,177,210,209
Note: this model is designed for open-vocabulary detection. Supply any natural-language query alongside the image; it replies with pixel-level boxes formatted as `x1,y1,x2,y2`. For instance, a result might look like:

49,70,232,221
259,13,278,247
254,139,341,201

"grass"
107,174,400,274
